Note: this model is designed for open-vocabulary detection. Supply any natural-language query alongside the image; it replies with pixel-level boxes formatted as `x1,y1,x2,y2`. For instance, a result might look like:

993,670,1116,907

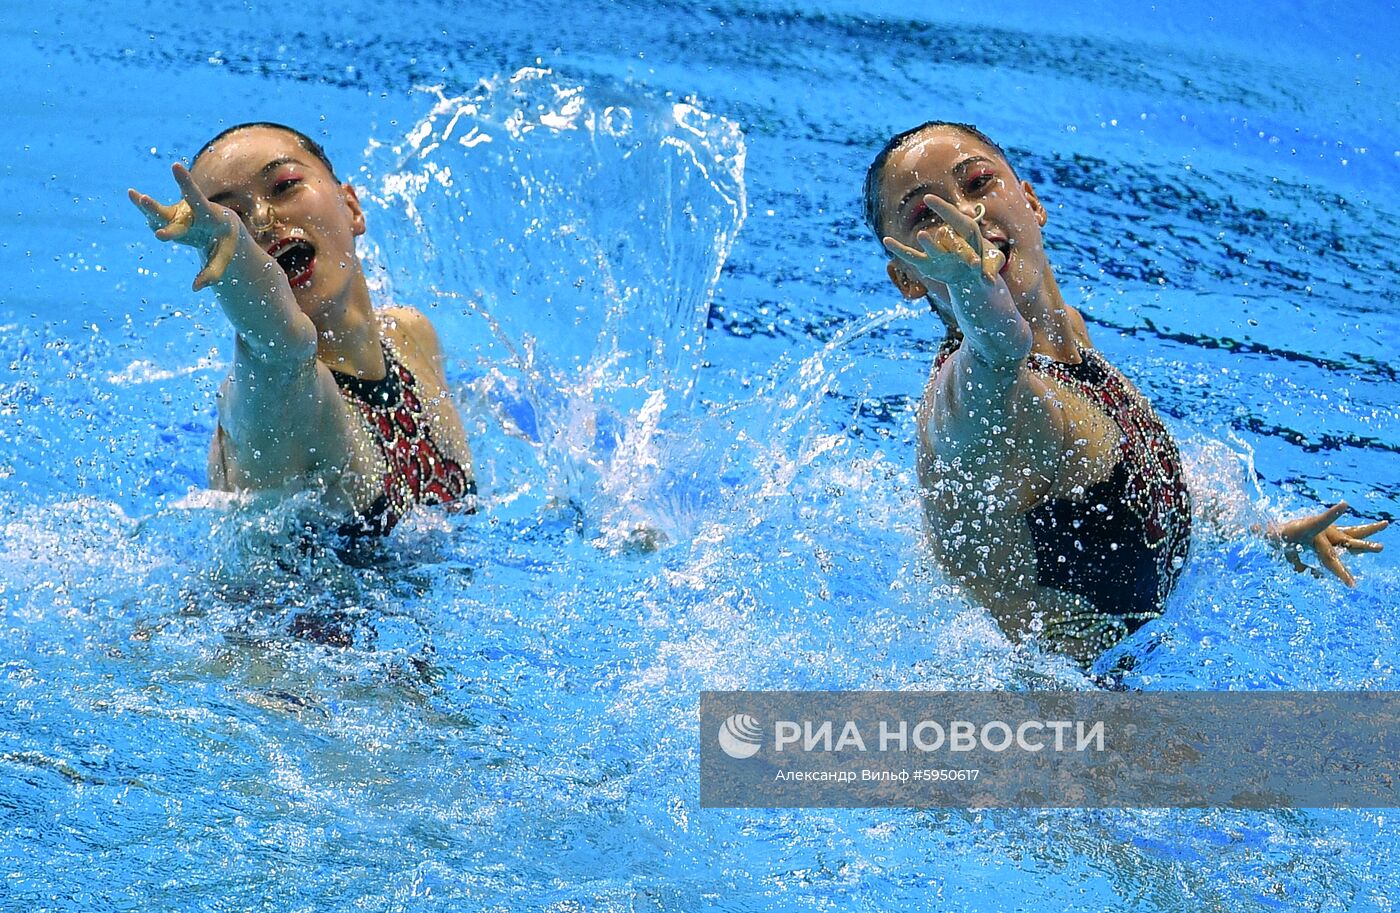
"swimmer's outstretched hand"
882,193,1006,290
1267,501,1388,587
129,163,241,291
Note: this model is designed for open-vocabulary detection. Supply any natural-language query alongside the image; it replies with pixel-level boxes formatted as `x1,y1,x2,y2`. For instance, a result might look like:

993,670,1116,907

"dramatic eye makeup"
271,170,303,194
207,156,308,209
965,169,995,193
907,199,938,229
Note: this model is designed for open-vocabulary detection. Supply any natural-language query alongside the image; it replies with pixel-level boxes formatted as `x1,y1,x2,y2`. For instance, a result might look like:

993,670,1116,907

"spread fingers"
1338,536,1383,553
882,235,923,265
1315,539,1356,587
171,162,214,213
1340,520,1389,539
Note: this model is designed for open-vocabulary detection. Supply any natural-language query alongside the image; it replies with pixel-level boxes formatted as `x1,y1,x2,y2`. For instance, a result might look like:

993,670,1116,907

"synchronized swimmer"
130,123,476,539
864,121,1387,662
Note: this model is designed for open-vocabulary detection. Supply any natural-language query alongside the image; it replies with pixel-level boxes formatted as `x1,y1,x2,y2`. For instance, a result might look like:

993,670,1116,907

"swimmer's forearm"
931,285,1038,452
950,282,1032,368
210,228,317,363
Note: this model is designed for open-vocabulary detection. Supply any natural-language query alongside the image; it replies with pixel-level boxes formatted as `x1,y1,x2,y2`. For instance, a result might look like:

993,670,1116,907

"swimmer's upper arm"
922,347,1066,509
214,338,361,490
927,346,1060,447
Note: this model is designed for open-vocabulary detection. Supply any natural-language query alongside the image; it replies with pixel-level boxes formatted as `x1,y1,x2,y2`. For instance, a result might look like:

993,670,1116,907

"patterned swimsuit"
934,340,1193,649
332,334,475,537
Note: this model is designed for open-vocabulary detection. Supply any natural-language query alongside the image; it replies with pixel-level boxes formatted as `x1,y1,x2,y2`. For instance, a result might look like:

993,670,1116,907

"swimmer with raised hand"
130,123,475,536
865,121,1386,663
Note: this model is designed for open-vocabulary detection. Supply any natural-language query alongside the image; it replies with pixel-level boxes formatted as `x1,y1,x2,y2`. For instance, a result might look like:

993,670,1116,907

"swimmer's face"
877,126,1050,306
191,126,365,319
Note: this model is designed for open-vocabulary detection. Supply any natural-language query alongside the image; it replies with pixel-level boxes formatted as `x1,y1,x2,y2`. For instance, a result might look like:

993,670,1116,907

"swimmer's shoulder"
919,344,1059,445
917,343,1072,514
378,306,452,383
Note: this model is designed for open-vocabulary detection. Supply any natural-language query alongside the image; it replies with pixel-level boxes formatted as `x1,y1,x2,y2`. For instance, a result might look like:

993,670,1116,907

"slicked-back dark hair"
193,122,339,180
862,121,1014,248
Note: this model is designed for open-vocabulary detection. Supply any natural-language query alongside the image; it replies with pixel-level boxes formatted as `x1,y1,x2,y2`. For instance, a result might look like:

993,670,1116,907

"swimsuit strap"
932,334,962,371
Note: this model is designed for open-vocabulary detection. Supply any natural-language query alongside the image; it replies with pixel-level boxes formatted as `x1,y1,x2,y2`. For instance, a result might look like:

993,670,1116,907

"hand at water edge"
1265,501,1388,587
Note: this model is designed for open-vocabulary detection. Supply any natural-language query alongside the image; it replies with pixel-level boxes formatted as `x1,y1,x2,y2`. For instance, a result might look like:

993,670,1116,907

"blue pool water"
3,1,1399,909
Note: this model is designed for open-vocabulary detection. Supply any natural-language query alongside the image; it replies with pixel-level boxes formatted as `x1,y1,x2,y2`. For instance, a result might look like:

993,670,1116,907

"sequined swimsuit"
934,340,1193,645
332,334,475,536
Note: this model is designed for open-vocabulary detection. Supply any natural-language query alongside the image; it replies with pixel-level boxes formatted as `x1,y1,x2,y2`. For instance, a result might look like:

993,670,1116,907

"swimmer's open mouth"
990,238,1012,274
268,238,316,289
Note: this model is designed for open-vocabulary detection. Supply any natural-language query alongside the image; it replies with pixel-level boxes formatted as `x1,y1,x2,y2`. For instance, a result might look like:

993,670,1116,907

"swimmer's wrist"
200,221,251,288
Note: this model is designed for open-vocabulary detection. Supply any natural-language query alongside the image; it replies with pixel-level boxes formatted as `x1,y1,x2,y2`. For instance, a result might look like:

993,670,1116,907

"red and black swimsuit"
935,340,1193,646
332,335,475,537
